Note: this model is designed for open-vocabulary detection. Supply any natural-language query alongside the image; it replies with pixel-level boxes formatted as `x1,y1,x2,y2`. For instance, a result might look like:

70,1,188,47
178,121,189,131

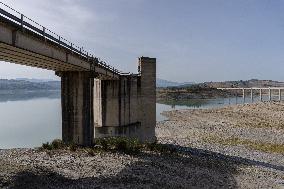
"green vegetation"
205,136,284,154
94,137,142,154
41,139,78,152
41,139,72,151
40,137,177,155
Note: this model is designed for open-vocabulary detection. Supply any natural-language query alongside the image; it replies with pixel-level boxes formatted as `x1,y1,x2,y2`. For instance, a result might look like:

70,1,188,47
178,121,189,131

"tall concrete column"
139,57,156,142
56,71,94,146
250,88,253,103
260,89,262,101
269,88,271,101
242,88,245,103
279,89,282,101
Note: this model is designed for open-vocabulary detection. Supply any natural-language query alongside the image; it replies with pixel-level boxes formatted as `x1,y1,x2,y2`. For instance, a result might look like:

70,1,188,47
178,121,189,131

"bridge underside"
0,17,119,80
0,42,85,71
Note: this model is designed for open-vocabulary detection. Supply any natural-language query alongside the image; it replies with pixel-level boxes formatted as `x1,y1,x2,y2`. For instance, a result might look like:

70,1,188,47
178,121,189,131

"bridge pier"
56,71,95,146
55,57,156,146
93,57,156,142
250,88,253,102
269,88,272,101
138,57,156,142
242,88,245,103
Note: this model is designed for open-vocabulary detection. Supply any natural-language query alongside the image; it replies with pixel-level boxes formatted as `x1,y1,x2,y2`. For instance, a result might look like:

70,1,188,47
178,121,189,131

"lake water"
0,91,61,149
0,90,277,149
157,94,282,121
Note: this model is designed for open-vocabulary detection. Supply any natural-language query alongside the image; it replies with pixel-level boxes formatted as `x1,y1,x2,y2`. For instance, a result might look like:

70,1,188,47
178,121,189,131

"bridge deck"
0,4,123,80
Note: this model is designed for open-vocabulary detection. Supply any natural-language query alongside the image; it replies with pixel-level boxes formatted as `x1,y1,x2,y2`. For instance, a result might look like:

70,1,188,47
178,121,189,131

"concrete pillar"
260,89,262,101
93,77,141,139
269,88,271,101
56,71,94,146
242,88,245,103
250,88,253,103
139,57,156,142
279,89,282,101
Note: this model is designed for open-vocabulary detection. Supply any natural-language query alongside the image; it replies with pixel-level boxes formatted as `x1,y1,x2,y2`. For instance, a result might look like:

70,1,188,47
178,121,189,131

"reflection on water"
0,90,61,149
0,90,60,102
0,98,61,149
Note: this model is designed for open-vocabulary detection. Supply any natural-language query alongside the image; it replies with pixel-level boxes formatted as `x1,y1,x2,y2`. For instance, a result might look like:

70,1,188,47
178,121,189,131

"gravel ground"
1,101,284,188
157,101,284,188
0,149,246,189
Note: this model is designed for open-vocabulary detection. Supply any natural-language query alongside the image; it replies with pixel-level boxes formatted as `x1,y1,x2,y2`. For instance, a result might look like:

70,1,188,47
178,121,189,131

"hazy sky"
0,0,284,82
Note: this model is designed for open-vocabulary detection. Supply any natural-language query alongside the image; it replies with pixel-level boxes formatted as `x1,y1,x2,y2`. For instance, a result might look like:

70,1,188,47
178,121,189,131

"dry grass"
204,135,284,154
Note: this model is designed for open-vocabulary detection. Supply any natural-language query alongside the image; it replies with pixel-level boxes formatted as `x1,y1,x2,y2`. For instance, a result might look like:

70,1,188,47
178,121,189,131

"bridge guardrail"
0,1,133,76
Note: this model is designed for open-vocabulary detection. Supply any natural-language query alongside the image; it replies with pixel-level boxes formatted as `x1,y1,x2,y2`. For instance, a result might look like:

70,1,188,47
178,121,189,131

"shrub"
94,137,176,155
42,142,52,150
69,143,78,151
40,137,178,155
51,139,65,149
41,139,66,150
94,137,143,154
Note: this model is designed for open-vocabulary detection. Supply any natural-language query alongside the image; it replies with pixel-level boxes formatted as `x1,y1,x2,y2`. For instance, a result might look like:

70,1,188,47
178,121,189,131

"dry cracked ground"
1,101,284,188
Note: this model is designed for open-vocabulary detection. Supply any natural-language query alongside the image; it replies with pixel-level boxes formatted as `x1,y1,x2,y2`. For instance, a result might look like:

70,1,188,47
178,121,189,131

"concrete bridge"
0,3,156,146
218,87,284,103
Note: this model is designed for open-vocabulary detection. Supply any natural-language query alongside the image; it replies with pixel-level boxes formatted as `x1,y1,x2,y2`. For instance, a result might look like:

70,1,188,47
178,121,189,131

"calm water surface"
157,95,278,121
0,91,276,148
0,91,61,149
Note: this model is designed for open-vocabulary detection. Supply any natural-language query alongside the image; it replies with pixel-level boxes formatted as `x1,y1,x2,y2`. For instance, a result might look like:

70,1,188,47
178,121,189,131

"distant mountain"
157,78,194,88
0,79,60,90
15,78,59,83
197,79,284,88
158,79,284,90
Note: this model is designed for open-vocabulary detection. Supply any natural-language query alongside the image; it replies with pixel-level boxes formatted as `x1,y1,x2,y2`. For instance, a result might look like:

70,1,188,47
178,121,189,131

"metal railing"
0,1,130,75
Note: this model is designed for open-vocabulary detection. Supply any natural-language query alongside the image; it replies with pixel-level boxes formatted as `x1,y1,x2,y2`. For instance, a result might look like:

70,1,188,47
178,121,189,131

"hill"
0,79,60,90
197,79,284,88
157,79,284,101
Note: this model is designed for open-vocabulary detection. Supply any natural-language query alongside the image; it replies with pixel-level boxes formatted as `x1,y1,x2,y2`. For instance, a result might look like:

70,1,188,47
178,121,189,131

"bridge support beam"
56,71,94,146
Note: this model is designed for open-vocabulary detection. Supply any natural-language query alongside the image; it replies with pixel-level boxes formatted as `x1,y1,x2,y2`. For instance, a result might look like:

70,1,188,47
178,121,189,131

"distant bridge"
217,87,284,102
0,2,156,146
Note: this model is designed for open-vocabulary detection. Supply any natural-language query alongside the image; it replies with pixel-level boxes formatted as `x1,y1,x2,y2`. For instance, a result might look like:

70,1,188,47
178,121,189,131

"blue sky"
0,0,284,82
